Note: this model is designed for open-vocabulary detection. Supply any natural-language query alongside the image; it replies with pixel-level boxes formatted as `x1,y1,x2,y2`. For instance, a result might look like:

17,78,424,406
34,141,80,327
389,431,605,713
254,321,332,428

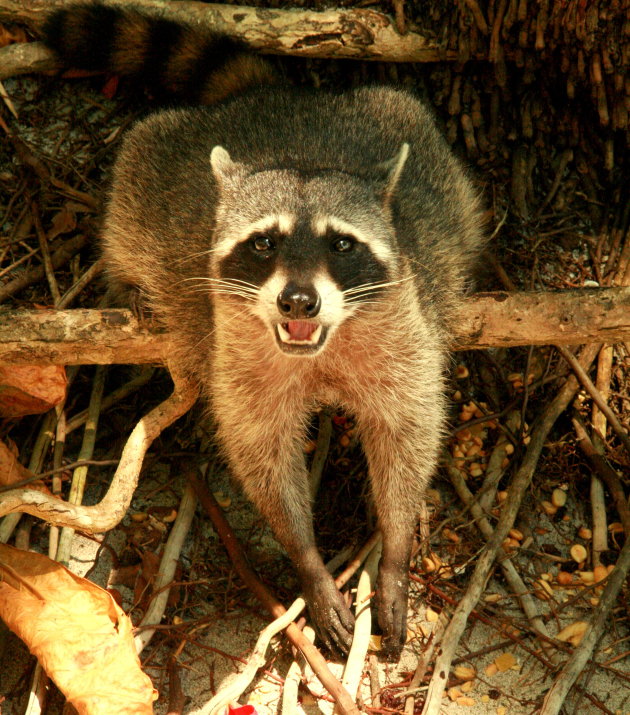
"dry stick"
135,479,198,653
0,40,60,80
167,657,186,715
187,467,362,715
335,540,382,713
478,410,521,513
590,344,613,566
556,344,630,455
0,233,88,303
65,367,156,434
31,200,61,305
447,462,559,662
540,535,630,715
403,609,450,714
206,597,308,715
0,410,58,543
573,418,630,535
57,257,103,309
0,367,198,529
2,2,452,64
55,364,106,563
420,342,601,713
282,547,354,715
2,289,630,365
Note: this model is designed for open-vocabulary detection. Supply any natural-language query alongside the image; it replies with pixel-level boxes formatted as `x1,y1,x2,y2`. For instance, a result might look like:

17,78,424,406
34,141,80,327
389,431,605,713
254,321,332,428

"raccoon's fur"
42,5,485,659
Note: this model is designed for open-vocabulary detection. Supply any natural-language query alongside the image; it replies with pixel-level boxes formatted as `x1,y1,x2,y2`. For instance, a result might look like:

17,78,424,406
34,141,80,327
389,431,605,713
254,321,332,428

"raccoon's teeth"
277,322,322,344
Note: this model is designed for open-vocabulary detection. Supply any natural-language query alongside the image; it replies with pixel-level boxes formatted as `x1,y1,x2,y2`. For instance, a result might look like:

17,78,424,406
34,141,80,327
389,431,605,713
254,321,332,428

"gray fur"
102,84,485,658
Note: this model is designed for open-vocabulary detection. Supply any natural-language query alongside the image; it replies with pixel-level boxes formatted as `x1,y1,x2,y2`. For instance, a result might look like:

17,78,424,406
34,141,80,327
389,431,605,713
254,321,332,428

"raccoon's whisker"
175,247,221,264
191,304,253,351
183,277,261,293
188,288,258,301
343,276,414,296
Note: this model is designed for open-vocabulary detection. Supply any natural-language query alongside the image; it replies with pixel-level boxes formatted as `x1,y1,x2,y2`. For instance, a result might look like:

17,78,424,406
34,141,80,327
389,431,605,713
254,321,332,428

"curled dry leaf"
0,365,67,419
0,544,157,714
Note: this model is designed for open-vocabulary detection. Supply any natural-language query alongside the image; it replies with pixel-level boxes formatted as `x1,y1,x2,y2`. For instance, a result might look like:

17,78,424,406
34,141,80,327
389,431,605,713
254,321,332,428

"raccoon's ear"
210,146,247,188
378,142,410,209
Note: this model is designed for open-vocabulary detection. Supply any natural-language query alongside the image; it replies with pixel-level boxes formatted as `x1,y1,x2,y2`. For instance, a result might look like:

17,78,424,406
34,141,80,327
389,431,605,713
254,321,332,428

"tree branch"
0,288,628,366
0,0,454,64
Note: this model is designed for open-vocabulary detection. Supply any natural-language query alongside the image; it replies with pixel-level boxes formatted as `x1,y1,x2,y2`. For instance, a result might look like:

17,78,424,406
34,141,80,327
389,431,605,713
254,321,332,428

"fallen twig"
420,342,601,712
337,539,381,711
55,364,106,563
187,467,362,715
573,417,630,535
540,535,630,715
556,344,630,455
0,365,198,530
135,472,198,654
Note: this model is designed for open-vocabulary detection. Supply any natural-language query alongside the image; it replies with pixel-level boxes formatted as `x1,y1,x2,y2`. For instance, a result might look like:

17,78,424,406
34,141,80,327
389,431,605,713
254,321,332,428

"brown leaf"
0,439,48,491
0,544,157,714
0,365,67,419
49,205,78,240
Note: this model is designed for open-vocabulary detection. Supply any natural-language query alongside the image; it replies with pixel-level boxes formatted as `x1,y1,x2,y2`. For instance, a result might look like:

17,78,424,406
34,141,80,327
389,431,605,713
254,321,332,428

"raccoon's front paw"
375,566,409,661
303,576,355,657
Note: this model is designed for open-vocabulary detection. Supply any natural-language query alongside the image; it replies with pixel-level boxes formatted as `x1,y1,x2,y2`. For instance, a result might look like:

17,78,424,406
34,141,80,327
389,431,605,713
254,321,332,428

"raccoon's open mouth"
275,321,327,355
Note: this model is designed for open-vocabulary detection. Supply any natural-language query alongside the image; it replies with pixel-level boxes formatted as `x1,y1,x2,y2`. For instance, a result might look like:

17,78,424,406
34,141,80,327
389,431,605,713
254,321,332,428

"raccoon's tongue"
286,320,318,341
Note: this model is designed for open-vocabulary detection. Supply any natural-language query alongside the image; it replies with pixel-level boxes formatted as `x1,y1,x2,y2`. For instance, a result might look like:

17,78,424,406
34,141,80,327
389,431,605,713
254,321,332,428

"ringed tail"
41,3,278,104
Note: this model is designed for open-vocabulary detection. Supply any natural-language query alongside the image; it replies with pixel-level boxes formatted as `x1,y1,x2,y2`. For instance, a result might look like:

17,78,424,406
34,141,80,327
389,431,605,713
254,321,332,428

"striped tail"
42,4,277,104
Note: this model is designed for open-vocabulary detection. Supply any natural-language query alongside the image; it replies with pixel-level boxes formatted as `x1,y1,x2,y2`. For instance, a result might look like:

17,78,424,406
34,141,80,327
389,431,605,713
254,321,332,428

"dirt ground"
0,2,629,714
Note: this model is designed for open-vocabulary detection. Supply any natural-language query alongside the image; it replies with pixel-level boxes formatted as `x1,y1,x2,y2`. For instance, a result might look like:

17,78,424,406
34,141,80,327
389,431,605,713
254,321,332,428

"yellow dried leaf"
0,544,157,713
453,665,476,681
425,606,439,622
447,687,462,701
456,695,476,706
494,652,517,672
556,621,588,646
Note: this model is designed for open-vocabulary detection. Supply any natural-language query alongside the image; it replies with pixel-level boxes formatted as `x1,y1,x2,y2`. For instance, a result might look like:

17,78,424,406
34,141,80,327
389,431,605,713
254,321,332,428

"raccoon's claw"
375,567,409,661
303,577,355,657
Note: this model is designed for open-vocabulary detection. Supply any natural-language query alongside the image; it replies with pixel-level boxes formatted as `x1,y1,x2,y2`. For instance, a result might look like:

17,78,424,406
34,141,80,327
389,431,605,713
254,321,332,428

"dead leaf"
0,544,157,714
0,439,48,491
49,205,77,240
493,652,517,672
0,365,67,419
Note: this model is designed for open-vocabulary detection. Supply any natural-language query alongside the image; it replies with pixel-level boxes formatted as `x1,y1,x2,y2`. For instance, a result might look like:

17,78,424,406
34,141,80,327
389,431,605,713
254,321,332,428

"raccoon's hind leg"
354,356,446,660
213,394,355,654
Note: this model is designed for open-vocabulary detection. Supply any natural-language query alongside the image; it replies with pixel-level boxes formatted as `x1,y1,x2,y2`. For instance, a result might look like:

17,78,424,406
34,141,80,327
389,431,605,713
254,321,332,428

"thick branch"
0,0,453,63
0,367,198,527
0,289,628,366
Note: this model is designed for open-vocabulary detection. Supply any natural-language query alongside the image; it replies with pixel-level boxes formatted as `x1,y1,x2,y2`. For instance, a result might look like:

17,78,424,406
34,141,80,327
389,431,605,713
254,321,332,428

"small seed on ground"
552,488,567,508
570,544,588,563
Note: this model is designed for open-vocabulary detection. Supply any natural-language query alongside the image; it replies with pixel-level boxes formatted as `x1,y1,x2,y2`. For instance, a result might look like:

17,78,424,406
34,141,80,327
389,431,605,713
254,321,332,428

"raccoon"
42,5,484,659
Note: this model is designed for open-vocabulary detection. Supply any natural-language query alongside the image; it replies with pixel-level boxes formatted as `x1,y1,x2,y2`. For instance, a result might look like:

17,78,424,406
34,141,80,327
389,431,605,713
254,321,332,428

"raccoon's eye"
251,234,276,253
332,236,354,253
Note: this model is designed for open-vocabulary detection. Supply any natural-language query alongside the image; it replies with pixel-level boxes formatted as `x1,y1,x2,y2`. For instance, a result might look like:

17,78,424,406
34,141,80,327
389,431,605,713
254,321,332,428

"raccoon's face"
208,147,398,357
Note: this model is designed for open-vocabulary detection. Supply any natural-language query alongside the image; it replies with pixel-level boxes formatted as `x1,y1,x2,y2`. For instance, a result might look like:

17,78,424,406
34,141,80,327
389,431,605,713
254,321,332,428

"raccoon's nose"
277,283,321,319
